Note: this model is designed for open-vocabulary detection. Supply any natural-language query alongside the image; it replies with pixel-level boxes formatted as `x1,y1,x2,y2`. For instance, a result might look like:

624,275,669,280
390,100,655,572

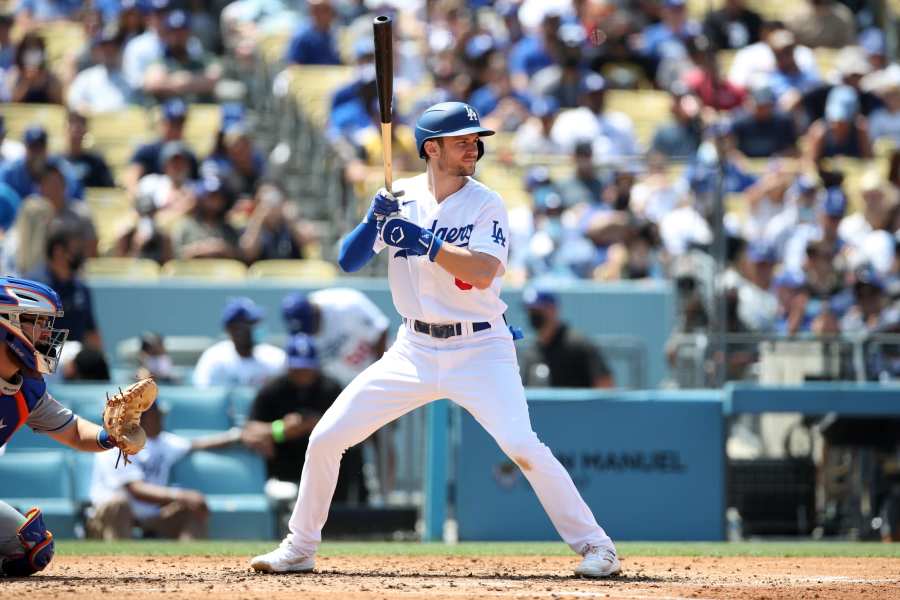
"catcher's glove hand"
103,377,158,466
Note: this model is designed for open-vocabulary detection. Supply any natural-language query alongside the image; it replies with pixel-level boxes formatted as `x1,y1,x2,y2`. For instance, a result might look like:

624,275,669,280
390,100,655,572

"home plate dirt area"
5,555,900,600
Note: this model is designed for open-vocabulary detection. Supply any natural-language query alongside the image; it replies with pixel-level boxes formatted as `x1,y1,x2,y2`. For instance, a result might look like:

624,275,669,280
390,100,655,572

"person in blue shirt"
284,0,341,66
0,126,83,201
639,0,701,68
509,10,563,91
15,0,82,24
330,37,375,111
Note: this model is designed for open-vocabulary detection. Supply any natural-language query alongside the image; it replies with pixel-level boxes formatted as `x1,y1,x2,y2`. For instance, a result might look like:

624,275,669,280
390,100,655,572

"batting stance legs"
272,324,613,561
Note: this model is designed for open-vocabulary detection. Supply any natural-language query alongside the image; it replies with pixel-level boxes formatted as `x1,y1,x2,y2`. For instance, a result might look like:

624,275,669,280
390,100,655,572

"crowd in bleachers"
0,0,899,377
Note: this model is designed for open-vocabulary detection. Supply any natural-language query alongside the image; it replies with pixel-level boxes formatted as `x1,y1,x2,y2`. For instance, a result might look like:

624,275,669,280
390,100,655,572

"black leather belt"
407,319,491,339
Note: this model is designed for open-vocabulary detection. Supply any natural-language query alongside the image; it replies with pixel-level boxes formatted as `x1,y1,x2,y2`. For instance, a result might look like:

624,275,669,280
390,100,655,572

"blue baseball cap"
222,297,264,326
531,96,560,118
352,36,375,60
195,176,225,197
165,9,190,30
464,34,496,61
23,125,47,146
825,85,859,123
523,287,558,308
747,242,777,264
860,28,886,56
281,293,316,335
580,73,606,94
162,97,188,121
285,333,320,370
822,187,848,218
524,166,551,191
220,102,244,129
774,270,805,289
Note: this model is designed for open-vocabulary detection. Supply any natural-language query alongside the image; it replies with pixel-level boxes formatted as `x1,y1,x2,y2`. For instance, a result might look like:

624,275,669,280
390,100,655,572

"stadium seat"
0,451,79,538
3,424,60,451
155,386,231,431
247,259,338,281
48,384,116,421
85,257,160,281
1,103,67,153
71,452,96,508
85,187,137,254
171,448,274,539
182,104,222,157
115,335,216,367
161,259,248,280
228,386,258,426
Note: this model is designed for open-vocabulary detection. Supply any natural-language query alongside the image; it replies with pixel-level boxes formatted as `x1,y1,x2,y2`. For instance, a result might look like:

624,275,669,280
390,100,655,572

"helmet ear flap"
477,139,484,161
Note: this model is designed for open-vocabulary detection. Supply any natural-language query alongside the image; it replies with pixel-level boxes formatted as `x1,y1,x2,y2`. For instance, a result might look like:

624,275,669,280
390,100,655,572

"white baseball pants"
286,319,613,555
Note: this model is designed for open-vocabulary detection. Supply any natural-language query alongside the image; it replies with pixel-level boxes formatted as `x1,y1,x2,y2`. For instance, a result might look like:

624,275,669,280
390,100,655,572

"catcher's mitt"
103,377,158,466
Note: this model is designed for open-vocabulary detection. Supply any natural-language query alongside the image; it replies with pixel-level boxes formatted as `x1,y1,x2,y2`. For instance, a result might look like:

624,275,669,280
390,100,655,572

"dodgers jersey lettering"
374,174,510,323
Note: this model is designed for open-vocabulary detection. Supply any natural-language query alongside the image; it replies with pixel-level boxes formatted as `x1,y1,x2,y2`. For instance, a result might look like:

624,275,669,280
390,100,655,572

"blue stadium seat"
0,451,78,538
229,386,258,426
156,386,231,431
4,425,63,451
71,452,96,507
47,384,112,421
171,448,273,539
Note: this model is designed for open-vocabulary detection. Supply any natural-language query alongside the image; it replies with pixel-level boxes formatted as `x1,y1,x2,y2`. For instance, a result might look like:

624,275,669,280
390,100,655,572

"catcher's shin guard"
1,507,54,577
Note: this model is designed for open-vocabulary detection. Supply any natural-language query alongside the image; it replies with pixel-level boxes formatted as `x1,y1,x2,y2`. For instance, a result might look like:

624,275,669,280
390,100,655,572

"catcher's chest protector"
0,376,46,447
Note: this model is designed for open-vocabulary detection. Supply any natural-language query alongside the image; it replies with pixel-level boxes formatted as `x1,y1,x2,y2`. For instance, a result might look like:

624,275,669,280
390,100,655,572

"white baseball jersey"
191,340,286,388
374,174,510,323
309,288,390,385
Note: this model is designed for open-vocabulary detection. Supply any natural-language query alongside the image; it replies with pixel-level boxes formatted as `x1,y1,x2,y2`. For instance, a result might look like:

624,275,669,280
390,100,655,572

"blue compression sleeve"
338,218,378,272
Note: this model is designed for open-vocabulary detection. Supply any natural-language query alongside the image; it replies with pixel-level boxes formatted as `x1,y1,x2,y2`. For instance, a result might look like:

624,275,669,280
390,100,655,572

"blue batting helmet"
414,102,495,160
0,277,68,374
281,293,317,335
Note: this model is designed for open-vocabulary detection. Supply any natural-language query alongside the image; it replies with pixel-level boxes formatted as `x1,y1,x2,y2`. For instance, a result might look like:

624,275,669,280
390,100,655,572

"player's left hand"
382,217,443,262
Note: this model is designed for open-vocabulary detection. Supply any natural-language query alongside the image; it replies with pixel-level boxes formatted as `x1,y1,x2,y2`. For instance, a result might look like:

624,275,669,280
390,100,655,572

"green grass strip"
54,540,900,558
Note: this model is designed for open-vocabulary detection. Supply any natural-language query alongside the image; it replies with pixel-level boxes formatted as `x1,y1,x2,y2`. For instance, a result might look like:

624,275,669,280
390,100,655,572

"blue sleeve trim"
338,218,378,272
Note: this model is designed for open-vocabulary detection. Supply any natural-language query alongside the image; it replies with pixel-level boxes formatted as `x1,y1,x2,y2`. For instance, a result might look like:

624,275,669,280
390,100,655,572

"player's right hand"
366,188,402,222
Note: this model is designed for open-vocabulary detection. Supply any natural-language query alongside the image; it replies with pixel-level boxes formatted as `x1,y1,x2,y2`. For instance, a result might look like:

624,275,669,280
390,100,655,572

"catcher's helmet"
0,277,68,374
415,102,495,160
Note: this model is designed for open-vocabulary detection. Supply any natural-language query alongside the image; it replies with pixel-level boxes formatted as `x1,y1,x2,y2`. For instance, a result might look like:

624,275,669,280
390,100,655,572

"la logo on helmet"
465,105,478,121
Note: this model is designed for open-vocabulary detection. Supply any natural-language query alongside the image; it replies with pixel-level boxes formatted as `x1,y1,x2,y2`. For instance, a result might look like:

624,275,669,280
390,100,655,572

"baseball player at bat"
0,277,155,577
250,102,620,578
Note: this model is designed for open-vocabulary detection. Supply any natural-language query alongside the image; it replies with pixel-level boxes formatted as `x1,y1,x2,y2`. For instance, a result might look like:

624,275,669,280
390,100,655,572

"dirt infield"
6,555,900,599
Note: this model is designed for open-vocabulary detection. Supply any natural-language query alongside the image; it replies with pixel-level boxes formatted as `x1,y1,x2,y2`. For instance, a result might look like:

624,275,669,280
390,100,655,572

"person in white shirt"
0,114,24,165
192,297,286,388
67,25,136,114
512,96,568,157
550,73,638,165
728,21,820,89
87,400,239,540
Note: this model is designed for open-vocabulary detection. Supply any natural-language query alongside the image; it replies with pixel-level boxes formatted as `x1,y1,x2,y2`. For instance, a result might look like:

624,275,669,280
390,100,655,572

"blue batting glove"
366,188,402,223
381,217,443,262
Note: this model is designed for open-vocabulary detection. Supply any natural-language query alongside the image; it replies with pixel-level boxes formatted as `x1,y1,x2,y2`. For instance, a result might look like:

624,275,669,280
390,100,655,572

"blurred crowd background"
3,0,900,542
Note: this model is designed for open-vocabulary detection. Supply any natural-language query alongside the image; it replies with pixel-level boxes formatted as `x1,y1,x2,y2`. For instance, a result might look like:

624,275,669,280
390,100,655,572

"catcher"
0,277,156,577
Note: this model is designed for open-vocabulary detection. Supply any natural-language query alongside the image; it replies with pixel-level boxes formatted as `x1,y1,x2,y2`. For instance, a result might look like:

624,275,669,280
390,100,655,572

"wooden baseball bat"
373,15,394,192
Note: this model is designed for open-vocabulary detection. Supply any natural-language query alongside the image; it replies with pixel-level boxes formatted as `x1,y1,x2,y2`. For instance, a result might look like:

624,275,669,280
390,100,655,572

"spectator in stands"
240,182,312,263
741,165,795,244
551,73,637,163
727,21,820,90
529,23,589,109
242,334,366,504
62,346,111,382
772,269,809,334
839,172,899,268
116,0,146,44
66,7,105,79
787,0,855,49
468,53,530,133
143,10,223,102
841,266,895,333
630,151,686,224
127,98,199,192
732,85,797,158
122,0,171,91
858,27,888,74
15,0,82,25
800,46,881,124
67,24,136,113
804,85,873,165
650,83,703,160
679,35,745,111
192,297,285,388
32,226,102,349
509,7,563,92
0,114,24,164
135,331,178,384
513,96,566,156
558,141,603,207
202,123,264,199
0,12,15,74
171,176,240,259
87,400,239,540
638,0,700,72
64,111,115,189
734,242,779,332
518,288,613,388
765,29,821,110
868,77,900,146
5,32,62,104
784,187,849,274
3,187,51,275
597,220,664,281
113,185,176,265
138,140,197,221
702,0,762,50
686,121,758,209
284,0,340,66
1,126,79,201
765,174,820,257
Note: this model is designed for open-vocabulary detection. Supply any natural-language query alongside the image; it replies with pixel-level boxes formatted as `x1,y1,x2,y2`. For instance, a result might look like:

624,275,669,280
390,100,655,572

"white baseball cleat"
250,540,315,574
574,545,621,578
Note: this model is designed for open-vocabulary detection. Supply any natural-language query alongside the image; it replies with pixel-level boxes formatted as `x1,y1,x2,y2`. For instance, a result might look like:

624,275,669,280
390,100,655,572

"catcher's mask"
0,277,68,374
